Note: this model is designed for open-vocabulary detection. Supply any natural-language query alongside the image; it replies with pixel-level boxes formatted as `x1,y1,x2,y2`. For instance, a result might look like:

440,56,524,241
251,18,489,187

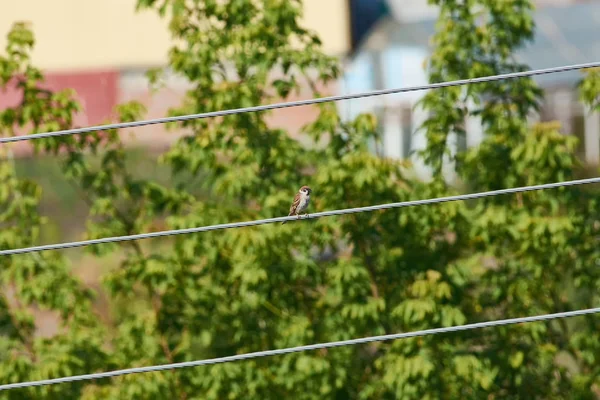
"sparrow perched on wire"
282,186,312,225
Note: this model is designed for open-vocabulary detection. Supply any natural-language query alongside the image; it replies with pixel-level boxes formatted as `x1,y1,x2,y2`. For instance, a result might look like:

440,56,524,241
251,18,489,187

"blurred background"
3,0,600,398
3,0,599,236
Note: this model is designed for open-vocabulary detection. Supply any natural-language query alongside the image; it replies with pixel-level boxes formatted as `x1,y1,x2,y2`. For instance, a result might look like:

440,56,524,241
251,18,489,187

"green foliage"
412,0,600,398
2,0,600,398
0,22,108,400
419,0,541,179
579,67,600,112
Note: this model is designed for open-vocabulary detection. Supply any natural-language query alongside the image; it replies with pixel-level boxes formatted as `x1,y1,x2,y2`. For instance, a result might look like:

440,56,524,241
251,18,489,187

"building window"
572,112,585,159
369,106,385,157
400,105,413,158
538,93,553,122
456,130,467,154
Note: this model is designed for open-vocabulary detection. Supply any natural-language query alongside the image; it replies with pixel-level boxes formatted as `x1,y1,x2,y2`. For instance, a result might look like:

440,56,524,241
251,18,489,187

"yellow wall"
303,0,350,56
0,0,350,71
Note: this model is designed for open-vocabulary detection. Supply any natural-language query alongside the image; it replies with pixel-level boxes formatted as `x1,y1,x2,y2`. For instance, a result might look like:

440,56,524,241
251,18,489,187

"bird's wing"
288,192,301,215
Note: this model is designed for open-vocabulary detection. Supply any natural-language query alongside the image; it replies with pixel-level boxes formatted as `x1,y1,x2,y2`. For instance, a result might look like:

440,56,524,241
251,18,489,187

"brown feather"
289,192,302,215
282,192,302,225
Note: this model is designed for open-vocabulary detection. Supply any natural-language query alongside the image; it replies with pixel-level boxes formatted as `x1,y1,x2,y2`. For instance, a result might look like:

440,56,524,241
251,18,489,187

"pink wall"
2,68,337,156
1,69,119,156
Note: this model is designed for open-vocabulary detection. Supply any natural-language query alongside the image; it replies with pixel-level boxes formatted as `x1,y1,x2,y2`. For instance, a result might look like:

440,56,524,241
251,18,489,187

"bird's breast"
298,195,309,210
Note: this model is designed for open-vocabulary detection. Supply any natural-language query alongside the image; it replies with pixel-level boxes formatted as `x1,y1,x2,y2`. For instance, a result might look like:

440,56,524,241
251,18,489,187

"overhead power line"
2,306,599,390
1,61,599,144
1,176,599,257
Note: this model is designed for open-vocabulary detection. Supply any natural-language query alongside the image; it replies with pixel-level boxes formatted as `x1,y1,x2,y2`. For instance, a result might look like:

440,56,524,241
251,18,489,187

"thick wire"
2,306,599,390
1,176,599,257
1,61,600,144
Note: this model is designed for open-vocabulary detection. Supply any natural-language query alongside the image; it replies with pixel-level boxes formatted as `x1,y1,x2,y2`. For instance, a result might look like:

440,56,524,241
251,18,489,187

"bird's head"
299,186,312,195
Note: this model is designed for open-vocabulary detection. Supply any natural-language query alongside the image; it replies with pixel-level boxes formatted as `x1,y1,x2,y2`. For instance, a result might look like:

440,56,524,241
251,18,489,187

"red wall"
0,69,119,155
44,70,119,126
1,68,337,155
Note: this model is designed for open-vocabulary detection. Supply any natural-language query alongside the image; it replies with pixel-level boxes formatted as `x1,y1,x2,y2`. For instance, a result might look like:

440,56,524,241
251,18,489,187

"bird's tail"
282,214,292,225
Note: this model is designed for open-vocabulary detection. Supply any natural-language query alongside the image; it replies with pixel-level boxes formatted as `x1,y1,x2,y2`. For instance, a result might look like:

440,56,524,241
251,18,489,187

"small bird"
282,186,312,225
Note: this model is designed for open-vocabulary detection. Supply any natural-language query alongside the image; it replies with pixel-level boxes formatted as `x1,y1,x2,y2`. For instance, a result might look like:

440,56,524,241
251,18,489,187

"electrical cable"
1,176,599,256
2,306,599,390
1,61,599,144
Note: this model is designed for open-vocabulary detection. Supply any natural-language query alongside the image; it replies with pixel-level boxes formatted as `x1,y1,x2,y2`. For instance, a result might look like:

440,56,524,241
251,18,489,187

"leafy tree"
1,0,600,399
413,0,600,398
0,23,108,400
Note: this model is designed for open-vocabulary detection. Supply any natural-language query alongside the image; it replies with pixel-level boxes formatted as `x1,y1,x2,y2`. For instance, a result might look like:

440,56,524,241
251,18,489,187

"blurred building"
2,0,597,170
347,0,594,54
0,0,351,154
340,0,600,179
